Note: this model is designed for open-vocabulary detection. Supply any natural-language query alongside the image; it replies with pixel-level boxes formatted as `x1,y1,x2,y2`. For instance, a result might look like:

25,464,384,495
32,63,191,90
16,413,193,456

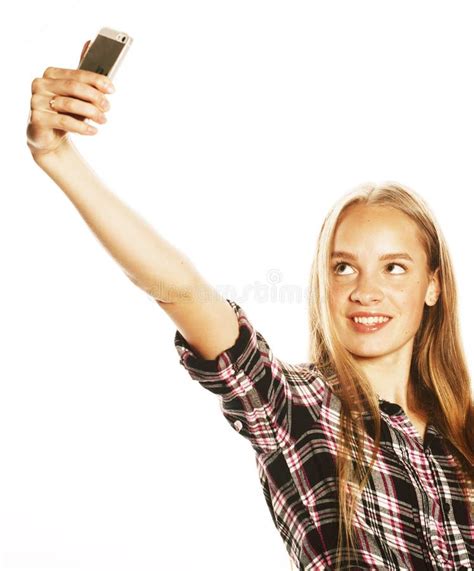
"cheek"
329,282,345,298
395,286,427,319
328,287,344,313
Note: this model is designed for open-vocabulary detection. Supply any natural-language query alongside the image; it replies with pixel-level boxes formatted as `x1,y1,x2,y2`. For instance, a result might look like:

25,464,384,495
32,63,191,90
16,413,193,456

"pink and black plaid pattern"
174,299,473,570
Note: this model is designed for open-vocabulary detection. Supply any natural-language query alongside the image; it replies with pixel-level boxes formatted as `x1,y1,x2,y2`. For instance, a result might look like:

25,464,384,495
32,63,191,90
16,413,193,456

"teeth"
352,316,390,324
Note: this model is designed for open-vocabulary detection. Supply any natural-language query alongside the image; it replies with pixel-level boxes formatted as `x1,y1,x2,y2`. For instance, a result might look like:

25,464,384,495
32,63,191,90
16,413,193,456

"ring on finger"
49,95,57,111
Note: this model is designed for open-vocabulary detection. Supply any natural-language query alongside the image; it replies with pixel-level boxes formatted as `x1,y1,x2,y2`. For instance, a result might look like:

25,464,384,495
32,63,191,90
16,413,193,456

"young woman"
27,42,473,570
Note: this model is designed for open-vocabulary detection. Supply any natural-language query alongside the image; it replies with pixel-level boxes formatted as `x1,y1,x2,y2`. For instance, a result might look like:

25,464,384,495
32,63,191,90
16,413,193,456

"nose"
349,273,384,304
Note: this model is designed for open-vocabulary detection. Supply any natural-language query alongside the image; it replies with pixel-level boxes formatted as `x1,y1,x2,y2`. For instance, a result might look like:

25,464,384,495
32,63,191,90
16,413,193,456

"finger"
79,40,91,66
36,93,108,125
34,76,111,112
30,107,98,135
42,66,115,94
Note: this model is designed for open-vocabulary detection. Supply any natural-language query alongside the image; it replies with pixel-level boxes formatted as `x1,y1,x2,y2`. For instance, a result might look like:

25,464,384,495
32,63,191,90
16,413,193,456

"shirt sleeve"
174,298,293,454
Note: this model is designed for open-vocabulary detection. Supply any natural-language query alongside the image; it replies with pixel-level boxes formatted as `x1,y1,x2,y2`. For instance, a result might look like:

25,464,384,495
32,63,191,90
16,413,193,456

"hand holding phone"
27,27,132,159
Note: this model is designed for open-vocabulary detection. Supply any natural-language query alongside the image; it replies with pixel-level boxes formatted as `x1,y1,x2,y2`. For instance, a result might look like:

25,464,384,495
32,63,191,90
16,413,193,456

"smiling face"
328,203,440,363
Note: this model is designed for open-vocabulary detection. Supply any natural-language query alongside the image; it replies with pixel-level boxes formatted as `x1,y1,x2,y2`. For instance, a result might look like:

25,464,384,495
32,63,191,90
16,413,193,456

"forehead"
333,204,424,255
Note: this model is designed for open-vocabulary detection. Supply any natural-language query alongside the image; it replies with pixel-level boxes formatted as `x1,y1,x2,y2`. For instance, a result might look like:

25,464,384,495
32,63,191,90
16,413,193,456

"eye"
332,262,354,275
386,263,407,274
332,262,407,275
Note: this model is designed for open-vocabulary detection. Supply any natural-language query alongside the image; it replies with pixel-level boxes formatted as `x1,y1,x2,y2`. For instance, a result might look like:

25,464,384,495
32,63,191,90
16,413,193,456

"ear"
425,267,441,306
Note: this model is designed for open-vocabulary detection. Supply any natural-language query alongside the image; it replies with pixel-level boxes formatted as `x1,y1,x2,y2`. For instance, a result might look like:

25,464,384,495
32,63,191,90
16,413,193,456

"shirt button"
233,420,243,432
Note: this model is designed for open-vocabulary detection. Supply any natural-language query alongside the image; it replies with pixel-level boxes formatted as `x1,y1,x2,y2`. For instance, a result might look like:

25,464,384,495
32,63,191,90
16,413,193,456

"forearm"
32,139,197,302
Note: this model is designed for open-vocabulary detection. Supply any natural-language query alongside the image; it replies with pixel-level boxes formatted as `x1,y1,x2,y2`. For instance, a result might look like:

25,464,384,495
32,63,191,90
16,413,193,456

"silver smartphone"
78,27,133,80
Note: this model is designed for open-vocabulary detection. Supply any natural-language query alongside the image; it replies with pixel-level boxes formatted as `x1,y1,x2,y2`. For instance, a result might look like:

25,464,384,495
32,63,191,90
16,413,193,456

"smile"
348,316,393,333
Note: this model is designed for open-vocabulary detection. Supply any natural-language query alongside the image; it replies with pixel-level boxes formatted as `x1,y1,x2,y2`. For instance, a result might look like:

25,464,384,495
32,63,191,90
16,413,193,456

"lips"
348,315,393,334
348,312,393,319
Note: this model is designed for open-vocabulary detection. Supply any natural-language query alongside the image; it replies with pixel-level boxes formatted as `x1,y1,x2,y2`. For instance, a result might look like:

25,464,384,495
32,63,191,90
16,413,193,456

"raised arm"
27,42,240,360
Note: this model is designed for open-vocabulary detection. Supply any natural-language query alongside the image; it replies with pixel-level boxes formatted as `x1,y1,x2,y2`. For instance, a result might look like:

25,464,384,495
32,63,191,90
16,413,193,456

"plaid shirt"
174,298,473,570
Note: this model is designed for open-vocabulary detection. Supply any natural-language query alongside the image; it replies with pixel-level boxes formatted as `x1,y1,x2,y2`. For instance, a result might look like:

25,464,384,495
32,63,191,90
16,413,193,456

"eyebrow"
331,251,415,263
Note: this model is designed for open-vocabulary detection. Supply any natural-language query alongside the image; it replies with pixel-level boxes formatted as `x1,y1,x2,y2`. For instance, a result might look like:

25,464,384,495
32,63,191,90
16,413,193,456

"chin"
348,348,387,359
343,339,393,358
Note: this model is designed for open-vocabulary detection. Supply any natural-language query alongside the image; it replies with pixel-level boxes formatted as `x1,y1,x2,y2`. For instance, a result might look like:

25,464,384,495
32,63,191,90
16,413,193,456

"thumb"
79,40,91,66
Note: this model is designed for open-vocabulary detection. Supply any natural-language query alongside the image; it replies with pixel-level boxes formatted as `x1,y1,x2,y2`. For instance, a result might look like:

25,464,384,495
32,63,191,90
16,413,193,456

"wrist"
30,136,75,169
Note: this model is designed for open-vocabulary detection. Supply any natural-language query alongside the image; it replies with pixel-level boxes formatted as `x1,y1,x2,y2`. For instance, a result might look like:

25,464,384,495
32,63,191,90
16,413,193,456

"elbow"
123,257,200,304
132,275,197,304
153,272,212,304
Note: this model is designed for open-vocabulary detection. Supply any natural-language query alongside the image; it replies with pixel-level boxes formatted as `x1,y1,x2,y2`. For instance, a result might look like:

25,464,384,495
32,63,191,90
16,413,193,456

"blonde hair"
307,181,474,570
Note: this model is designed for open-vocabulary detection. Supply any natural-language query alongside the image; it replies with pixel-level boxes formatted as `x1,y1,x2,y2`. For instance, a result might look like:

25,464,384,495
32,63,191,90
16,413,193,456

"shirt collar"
307,363,444,443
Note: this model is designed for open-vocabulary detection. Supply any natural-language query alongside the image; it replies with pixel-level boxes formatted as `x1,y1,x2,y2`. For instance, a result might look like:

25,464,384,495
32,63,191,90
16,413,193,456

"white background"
2,1,473,570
